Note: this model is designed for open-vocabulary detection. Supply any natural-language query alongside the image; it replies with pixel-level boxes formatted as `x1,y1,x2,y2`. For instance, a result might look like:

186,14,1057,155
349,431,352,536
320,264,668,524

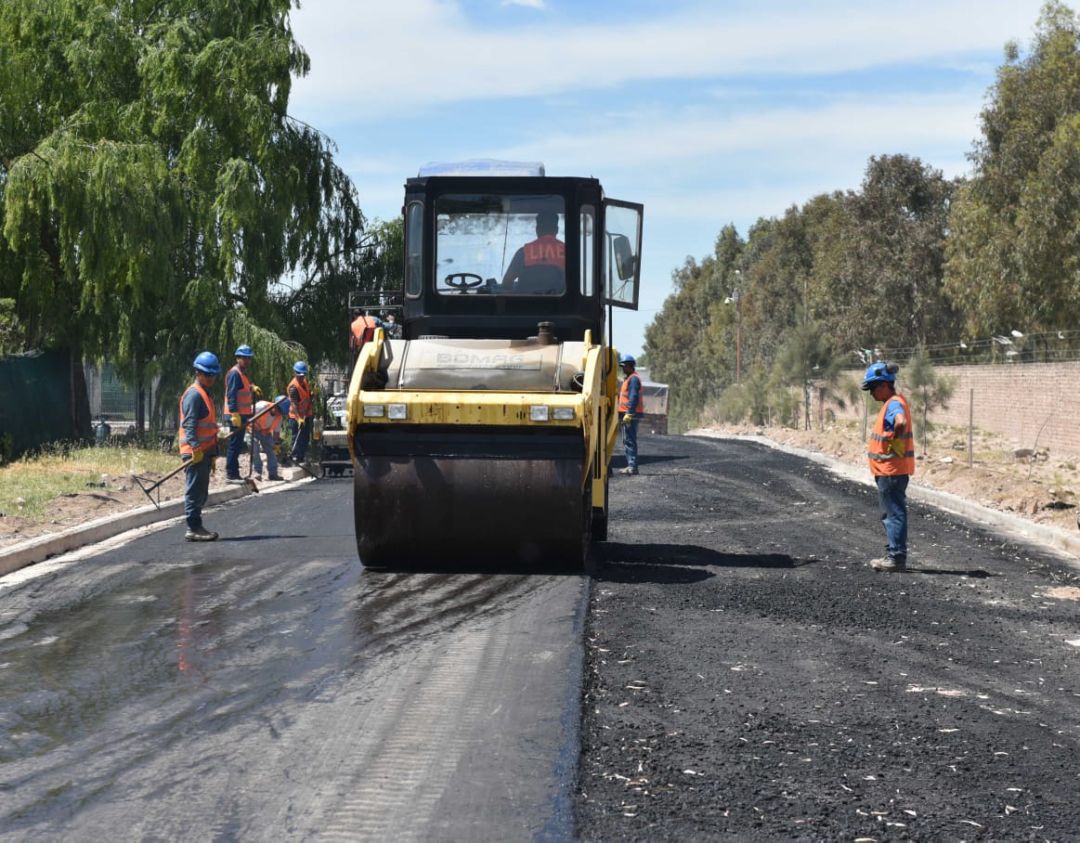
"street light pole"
733,270,742,384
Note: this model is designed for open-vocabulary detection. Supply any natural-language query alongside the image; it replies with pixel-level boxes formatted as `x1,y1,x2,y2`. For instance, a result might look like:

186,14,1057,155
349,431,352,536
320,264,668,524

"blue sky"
288,0,1046,357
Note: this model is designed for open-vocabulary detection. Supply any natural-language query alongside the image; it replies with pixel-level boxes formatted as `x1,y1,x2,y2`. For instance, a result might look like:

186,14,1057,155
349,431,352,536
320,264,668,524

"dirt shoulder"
695,420,1080,537
0,452,278,551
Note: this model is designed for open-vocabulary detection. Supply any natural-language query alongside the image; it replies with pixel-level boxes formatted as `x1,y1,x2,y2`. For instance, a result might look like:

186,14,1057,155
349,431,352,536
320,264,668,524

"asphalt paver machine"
347,162,643,568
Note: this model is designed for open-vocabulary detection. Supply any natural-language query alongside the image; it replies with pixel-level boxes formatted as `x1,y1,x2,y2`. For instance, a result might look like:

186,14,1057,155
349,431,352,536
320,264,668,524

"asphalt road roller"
347,161,643,568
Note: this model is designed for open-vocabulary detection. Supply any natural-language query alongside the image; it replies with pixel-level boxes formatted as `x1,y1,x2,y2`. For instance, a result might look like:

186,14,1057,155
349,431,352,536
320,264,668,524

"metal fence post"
972,386,980,470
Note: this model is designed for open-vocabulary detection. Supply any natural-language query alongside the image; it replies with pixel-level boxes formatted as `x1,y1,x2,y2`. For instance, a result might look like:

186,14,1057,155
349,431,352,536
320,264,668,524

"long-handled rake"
131,397,285,509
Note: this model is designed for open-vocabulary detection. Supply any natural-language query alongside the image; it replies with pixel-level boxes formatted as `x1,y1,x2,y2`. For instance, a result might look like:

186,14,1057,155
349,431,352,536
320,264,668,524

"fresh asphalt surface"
0,480,584,840
1,435,1079,840
579,434,1080,840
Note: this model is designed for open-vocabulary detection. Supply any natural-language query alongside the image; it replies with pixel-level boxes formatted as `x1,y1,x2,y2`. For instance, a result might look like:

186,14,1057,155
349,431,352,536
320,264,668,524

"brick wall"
827,361,1080,457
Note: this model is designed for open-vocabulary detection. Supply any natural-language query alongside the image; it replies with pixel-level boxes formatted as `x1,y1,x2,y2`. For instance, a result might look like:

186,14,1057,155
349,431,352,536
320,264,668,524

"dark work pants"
623,417,639,470
289,416,313,461
184,458,212,530
225,415,250,478
875,474,909,561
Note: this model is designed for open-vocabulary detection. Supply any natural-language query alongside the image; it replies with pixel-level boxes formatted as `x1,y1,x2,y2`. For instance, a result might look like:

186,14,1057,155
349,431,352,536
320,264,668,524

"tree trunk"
69,348,92,443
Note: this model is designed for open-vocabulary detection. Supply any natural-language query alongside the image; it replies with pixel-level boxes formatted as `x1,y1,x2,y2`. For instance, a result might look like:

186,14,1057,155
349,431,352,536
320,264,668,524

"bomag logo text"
435,352,529,369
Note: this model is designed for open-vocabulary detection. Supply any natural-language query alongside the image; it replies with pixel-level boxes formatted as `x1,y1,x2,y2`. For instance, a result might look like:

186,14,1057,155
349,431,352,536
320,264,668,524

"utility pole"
734,270,742,384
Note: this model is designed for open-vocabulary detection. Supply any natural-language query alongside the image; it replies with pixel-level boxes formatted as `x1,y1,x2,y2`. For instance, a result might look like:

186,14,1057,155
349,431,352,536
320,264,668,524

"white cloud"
290,0,1043,116
501,0,546,8
489,92,984,185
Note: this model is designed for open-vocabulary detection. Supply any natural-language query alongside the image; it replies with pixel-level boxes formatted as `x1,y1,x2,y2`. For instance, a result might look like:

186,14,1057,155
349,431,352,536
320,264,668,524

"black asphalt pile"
576,435,1080,840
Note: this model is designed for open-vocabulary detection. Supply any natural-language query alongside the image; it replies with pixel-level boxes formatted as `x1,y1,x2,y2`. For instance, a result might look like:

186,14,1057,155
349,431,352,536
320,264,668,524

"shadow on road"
894,566,996,578
590,542,813,584
635,454,690,466
217,534,309,542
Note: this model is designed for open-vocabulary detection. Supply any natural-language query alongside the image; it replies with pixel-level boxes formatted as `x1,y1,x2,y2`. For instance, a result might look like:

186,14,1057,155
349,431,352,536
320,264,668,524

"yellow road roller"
346,161,643,568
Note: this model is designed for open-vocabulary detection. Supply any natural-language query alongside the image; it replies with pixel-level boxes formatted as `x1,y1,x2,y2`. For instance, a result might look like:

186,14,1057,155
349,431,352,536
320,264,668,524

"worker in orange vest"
288,361,315,462
350,308,385,359
863,361,915,572
179,352,221,542
224,344,255,484
501,210,566,294
251,395,286,481
617,353,644,476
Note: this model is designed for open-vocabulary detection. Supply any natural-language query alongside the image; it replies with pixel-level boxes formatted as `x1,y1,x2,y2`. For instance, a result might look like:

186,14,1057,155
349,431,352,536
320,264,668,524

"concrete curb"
688,430,1080,560
0,484,255,578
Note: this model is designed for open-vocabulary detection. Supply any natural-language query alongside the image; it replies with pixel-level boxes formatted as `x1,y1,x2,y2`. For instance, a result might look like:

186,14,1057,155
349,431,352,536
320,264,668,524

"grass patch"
0,444,179,520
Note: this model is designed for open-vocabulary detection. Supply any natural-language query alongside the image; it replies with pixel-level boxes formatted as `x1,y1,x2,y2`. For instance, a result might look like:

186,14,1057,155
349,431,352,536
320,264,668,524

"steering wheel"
443,272,484,292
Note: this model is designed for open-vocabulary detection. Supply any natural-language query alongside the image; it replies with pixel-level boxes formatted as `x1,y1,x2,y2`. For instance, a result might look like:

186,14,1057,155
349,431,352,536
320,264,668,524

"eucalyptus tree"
0,0,364,434
945,1,1080,335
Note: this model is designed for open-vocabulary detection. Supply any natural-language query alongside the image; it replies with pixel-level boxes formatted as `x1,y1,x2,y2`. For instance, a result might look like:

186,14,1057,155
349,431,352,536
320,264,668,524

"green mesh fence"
0,350,75,460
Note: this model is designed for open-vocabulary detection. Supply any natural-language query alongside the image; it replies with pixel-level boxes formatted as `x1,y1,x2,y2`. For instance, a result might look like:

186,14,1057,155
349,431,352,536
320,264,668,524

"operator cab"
401,160,643,340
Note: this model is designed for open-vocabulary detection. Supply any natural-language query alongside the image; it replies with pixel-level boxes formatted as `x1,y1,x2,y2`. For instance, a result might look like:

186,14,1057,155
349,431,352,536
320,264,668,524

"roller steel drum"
353,426,588,568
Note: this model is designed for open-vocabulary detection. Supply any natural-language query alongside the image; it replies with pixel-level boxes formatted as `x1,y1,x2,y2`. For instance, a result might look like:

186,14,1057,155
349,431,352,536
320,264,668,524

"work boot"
225,477,246,485
618,466,639,476
185,526,219,542
870,556,906,572
266,474,285,481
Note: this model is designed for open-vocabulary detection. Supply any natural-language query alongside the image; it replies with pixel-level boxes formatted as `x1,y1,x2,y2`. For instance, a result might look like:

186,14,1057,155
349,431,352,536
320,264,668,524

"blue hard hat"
619,353,636,366
861,361,897,390
293,360,309,375
193,351,221,375
275,394,290,415
235,344,254,358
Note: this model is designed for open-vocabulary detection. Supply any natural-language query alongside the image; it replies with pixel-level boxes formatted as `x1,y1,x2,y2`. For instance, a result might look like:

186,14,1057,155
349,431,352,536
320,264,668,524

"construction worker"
501,210,565,294
383,312,402,339
617,353,643,476
180,352,221,542
224,344,255,484
251,395,286,481
863,361,915,572
288,361,315,462
350,308,385,359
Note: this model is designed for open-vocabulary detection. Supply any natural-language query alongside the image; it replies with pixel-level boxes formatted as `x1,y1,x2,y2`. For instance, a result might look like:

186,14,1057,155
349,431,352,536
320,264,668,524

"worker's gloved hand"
188,450,204,465
889,437,906,458
252,384,263,400
622,413,634,426
231,413,242,429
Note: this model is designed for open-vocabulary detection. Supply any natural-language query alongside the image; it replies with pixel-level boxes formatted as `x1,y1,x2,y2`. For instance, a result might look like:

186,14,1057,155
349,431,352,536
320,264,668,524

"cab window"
405,202,423,297
434,194,566,296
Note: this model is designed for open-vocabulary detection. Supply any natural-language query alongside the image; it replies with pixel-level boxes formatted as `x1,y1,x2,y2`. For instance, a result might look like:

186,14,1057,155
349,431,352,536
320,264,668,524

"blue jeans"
623,417,639,470
225,415,250,478
251,431,278,477
184,457,212,530
289,416,312,461
876,474,909,561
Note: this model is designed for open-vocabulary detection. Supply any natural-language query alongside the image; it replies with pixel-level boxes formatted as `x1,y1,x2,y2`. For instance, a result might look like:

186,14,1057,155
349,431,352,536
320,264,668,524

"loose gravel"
576,435,1080,840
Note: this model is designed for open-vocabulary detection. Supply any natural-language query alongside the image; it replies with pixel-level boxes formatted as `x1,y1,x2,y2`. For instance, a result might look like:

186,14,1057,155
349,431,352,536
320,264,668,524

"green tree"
644,225,744,432
944,1,1080,335
771,318,844,430
281,218,403,370
0,0,364,435
839,155,959,349
903,347,955,455
0,299,25,355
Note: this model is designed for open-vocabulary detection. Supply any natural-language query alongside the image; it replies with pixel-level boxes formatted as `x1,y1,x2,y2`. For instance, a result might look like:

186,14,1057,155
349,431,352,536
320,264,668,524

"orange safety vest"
225,364,253,415
252,400,282,436
351,314,379,349
288,377,312,420
618,372,644,414
867,392,915,476
178,382,218,456
523,235,565,270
